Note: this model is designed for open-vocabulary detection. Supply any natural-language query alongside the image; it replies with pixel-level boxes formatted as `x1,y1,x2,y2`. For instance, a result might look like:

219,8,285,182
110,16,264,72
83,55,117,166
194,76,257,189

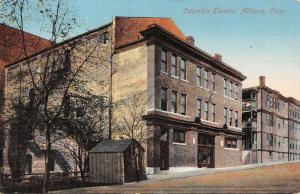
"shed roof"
89,139,133,153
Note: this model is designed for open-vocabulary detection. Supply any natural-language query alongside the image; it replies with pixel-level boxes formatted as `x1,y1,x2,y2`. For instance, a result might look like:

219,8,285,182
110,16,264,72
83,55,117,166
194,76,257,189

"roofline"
243,86,300,106
140,24,247,81
5,22,112,68
0,23,51,43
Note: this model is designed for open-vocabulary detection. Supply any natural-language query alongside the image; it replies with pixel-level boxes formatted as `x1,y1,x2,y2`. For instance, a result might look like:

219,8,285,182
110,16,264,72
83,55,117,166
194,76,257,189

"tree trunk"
42,125,51,193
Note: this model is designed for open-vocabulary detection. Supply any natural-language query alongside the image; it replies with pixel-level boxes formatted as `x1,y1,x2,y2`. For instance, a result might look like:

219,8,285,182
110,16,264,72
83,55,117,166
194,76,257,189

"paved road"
54,162,300,193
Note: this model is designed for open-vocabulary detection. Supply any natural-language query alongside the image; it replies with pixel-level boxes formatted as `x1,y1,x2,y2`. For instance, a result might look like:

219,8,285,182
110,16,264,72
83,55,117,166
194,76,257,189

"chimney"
214,53,222,62
186,36,195,46
259,76,266,87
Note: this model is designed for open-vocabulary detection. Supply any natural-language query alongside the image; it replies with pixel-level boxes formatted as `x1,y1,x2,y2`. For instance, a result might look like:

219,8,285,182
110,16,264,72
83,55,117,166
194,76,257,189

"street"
54,162,300,193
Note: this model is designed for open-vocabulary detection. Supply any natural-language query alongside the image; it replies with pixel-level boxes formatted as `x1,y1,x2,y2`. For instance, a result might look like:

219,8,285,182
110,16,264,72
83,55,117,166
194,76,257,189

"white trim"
171,75,180,79
228,126,242,131
160,71,168,75
181,79,189,83
173,142,186,146
224,95,240,102
147,108,191,118
201,119,220,125
224,147,239,151
196,85,211,92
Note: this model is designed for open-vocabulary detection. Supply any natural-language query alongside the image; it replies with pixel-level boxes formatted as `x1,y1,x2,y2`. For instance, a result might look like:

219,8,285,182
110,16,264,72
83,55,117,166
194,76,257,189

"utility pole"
108,18,115,140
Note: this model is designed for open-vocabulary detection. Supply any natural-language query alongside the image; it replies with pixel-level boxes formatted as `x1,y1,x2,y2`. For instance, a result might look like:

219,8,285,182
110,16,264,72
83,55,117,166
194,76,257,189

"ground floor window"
25,154,32,174
173,129,185,143
225,138,237,149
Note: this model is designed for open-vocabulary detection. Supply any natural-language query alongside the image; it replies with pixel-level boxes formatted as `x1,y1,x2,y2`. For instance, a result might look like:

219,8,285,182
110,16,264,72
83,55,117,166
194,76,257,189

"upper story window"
235,84,239,100
160,49,167,73
180,93,187,115
171,90,177,113
235,111,238,127
229,109,233,126
205,101,209,120
171,54,178,76
161,87,168,111
267,133,274,147
101,32,109,44
212,73,216,91
180,59,186,80
204,70,208,89
196,98,201,118
173,129,185,143
223,79,228,96
211,103,216,122
63,49,70,71
196,66,201,86
229,82,233,98
224,107,228,125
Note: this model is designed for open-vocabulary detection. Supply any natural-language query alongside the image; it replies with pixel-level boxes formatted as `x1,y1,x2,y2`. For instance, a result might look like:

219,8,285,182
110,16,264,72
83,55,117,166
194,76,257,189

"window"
196,98,201,118
160,49,167,73
49,157,55,171
196,66,201,86
63,49,70,71
223,79,227,96
235,111,238,127
173,130,185,143
211,104,216,122
224,108,228,125
28,88,35,107
229,109,233,126
204,70,208,89
205,101,209,120
64,95,71,117
180,59,186,80
180,94,186,115
225,138,237,149
171,91,177,113
25,154,32,174
212,73,216,91
161,88,168,111
267,133,274,146
171,54,177,76
235,84,239,100
101,32,109,44
229,82,234,98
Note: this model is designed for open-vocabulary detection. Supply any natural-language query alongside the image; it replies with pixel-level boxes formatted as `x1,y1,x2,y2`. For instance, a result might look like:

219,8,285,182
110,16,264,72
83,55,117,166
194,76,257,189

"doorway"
198,134,215,168
160,127,169,170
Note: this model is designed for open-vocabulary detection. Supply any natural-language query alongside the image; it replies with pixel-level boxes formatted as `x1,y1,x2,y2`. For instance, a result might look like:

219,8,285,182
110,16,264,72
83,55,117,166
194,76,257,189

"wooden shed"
89,139,146,184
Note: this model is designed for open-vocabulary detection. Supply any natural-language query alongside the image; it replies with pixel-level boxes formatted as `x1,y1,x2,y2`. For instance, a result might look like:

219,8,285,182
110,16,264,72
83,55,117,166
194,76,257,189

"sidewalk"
145,161,300,183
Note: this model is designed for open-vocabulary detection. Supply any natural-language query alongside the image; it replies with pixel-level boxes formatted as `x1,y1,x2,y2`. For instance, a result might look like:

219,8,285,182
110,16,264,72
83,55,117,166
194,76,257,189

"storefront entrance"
198,134,215,168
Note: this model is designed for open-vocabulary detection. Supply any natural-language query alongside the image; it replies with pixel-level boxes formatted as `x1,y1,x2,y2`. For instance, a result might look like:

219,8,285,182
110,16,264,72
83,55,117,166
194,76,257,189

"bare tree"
1,0,111,192
113,90,148,145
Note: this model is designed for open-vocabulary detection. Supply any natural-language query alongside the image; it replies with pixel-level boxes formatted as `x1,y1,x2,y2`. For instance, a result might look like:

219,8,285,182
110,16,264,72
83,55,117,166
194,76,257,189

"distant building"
4,17,246,175
242,76,300,164
0,23,50,169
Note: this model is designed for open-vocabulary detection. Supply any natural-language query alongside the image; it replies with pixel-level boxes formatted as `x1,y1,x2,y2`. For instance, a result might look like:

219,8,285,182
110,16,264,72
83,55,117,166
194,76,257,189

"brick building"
242,76,300,164
0,23,50,169
4,17,246,175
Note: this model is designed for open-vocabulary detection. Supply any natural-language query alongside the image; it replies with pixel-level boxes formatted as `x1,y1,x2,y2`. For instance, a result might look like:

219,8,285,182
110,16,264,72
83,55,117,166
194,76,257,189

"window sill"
148,109,191,118
181,79,188,83
224,96,239,102
171,75,180,79
160,71,168,75
224,147,239,151
201,119,219,125
196,85,210,92
173,142,186,146
228,126,242,131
